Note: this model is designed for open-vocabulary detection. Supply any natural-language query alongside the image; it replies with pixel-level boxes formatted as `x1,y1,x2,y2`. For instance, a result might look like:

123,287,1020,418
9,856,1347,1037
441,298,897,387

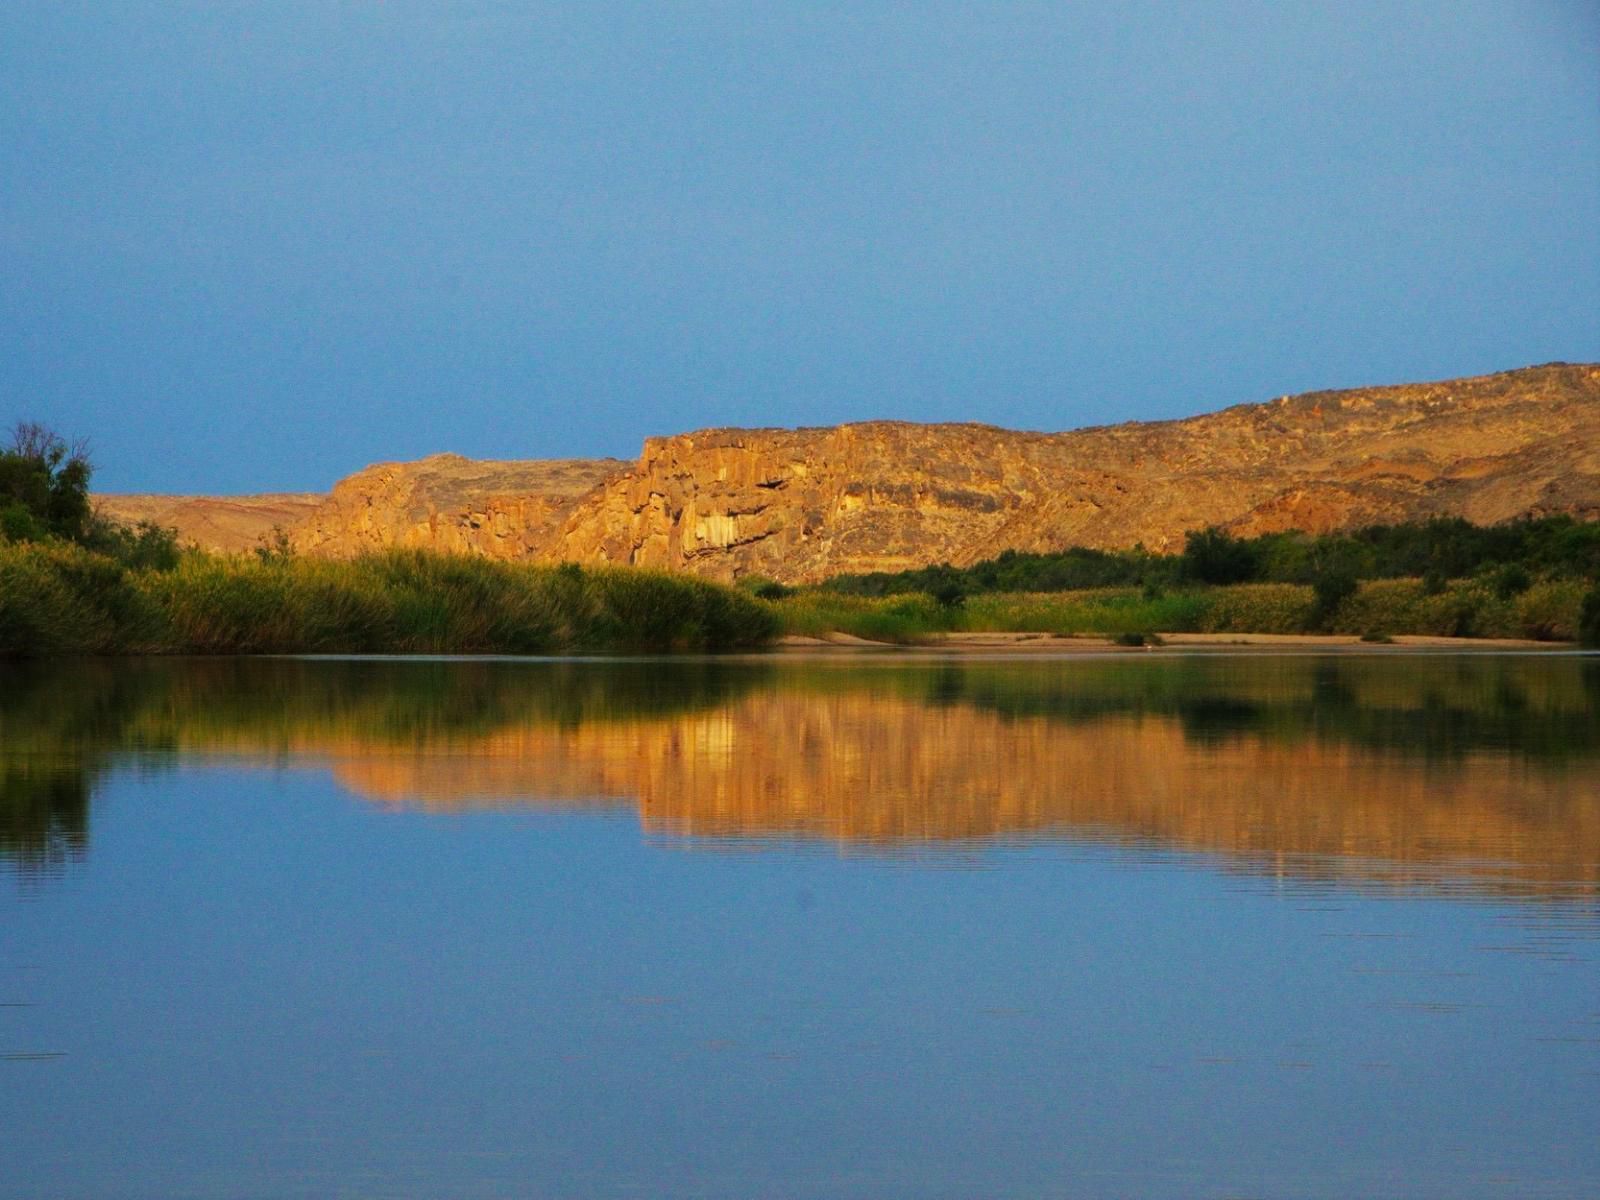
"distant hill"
96,363,1600,583
93,493,324,556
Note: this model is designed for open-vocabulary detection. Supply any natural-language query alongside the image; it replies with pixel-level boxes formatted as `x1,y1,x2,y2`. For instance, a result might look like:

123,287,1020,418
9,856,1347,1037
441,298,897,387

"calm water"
3,652,1598,1199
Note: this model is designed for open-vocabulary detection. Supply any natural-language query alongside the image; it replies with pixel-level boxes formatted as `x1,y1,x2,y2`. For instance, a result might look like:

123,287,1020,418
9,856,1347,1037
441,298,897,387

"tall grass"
773,591,957,642
768,578,1590,643
964,589,1211,635
0,544,779,657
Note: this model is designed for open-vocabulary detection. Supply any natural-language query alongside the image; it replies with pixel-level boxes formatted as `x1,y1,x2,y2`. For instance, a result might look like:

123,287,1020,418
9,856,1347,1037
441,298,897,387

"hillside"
95,363,1600,582
93,493,324,555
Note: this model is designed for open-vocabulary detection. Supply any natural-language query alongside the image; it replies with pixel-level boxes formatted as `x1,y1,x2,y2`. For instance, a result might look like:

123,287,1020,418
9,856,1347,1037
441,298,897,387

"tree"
0,422,93,542
1580,587,1600,649
1180,527,1260,585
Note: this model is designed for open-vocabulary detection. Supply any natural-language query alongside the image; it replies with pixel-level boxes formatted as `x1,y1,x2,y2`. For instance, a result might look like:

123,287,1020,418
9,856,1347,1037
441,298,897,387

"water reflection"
3,655,1597,897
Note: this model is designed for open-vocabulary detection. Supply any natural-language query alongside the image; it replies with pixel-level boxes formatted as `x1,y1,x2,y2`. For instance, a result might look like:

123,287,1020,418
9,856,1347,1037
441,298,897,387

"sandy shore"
777,631,1577,653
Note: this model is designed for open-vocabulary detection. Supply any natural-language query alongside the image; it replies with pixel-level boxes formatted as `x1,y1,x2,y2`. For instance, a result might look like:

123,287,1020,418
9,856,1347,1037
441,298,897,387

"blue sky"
3,1,1597,492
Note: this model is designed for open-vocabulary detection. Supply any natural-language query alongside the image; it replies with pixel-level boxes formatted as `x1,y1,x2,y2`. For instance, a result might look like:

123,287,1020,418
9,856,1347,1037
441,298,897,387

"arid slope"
94,493,323,555
551,363,1600,582
94,363,1600,580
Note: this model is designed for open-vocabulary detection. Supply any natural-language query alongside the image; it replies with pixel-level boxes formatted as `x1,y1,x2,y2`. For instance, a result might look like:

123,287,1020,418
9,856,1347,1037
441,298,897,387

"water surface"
3,653,1598,1198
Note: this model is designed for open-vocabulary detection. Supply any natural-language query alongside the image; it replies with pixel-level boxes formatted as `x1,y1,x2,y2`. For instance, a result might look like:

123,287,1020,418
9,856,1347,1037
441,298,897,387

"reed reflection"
3,655,1598,897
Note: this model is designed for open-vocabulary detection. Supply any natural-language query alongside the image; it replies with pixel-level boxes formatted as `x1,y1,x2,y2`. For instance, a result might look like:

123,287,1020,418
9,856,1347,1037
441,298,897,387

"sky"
2,2,1597,493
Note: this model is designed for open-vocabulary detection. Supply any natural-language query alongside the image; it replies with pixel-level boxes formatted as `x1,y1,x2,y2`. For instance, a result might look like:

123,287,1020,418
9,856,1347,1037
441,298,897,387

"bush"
1580,587,1600,648
1515,580,1585,642
0,423,92,542
1490,563,1532,600
1311,569,1359,631
82,514,182,571
1181,527,1260,585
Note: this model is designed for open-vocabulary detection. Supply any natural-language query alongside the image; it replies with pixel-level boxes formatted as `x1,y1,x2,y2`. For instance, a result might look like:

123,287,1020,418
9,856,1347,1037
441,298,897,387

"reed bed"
0,543,779,657
769,578,1590,643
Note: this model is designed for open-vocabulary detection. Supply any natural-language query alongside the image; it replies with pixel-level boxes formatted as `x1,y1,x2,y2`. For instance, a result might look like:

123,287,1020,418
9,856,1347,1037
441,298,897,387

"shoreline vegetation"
2,535,1597,658
755,517,1600,650
764,578,1595,648
0,542,780,656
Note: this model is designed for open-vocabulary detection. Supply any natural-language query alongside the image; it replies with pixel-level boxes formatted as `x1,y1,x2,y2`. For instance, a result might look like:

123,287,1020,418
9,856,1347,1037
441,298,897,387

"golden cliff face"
550,363,1600,581
94,363,1600,576
287,453,627,559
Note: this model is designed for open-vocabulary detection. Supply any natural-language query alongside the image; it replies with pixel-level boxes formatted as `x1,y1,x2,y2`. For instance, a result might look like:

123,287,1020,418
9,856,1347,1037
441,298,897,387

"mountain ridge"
97,362,1600,583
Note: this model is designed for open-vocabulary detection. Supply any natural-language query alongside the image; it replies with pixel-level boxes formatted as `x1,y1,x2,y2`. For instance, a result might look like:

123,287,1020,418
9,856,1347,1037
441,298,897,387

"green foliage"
1113,631,1164,647
0,544,778,658
1489,563,1532,600
81,514,182,571
0,503,48,543
1310,568,1359,631
814,515,1600,602
769,591,958,643
1515,580,1586,642
1181,527,1260,585
736,575,792,600
1580,587,1600,648
1197,584,1314,634
0,423,93,543
0,424,184,570
0,541,168,655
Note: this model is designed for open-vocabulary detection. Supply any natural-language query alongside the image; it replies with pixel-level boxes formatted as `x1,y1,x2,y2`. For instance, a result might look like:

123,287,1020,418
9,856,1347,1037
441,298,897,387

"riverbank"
778,630,1575,653
767,579,1593,646
0,542,778,656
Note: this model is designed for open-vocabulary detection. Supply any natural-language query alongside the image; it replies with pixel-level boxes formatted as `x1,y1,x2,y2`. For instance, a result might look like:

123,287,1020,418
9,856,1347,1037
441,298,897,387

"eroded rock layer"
551,363,1600,581
289,454,627,559
94,363,1600,577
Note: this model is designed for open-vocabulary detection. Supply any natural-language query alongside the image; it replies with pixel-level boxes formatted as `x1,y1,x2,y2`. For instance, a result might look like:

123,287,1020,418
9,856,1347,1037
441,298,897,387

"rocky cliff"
95,363,1600,579
289,454,626,559
550,362,1600,581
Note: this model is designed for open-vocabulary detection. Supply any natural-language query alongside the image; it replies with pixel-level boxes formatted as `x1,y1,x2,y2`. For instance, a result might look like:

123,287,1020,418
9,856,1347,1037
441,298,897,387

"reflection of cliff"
4,657,1598,898
323,691,1600,898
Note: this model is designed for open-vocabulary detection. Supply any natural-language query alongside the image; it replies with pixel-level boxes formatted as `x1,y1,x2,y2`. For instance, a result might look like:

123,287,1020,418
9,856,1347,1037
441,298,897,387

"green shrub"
1181,527,1260,585
0,424,92,543
1311,569,1359,631
1515,580,1585,642
1113,631,1164,647
1580,587,1600,648
1490,563,1532,600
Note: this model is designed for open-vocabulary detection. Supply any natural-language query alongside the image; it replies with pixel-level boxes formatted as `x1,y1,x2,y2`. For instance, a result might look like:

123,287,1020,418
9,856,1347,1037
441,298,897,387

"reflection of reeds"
0,543,779,656
0,760,90,877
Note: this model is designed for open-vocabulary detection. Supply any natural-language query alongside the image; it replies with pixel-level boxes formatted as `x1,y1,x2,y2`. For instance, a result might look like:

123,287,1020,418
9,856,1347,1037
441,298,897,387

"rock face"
95,363,1600,578
550,362,1600,581
289,454,626,559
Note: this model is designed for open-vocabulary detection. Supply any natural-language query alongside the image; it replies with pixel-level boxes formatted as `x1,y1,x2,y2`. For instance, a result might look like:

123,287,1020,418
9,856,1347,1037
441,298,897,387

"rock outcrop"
288,454,626,559
94,363,1600,579
550,363,1600,581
